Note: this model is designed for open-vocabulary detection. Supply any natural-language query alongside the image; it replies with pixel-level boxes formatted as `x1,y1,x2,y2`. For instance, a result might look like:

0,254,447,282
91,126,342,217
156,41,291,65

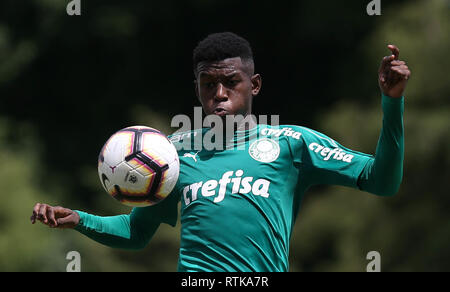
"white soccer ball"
98,126,180,207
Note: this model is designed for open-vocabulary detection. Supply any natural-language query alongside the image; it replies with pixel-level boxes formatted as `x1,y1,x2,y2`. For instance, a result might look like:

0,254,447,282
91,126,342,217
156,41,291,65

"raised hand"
378,45,411,98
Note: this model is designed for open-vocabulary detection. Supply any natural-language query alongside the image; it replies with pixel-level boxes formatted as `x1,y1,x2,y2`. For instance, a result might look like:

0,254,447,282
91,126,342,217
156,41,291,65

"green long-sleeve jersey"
74,94,404,271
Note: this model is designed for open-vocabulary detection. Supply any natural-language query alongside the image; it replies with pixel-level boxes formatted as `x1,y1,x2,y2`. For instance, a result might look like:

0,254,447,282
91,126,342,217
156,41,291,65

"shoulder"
258,124,344,160
168,128,208,144
259,124,333,144
168,128,210,153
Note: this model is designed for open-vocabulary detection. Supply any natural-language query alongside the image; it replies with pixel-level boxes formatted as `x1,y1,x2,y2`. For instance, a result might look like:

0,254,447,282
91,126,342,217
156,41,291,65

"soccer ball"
98,126,180,207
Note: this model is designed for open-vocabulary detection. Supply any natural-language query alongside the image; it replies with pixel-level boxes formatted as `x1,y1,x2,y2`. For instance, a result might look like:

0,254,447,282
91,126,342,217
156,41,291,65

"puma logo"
183,151,200,162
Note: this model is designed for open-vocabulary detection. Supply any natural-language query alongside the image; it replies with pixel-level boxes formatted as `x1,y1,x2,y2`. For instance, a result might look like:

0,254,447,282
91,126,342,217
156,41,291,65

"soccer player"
30,32,410,272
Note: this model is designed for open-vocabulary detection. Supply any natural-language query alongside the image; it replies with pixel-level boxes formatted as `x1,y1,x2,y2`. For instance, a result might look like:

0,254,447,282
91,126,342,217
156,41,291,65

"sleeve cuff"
382,93,404,116
382,93,404,104
73,210,87,231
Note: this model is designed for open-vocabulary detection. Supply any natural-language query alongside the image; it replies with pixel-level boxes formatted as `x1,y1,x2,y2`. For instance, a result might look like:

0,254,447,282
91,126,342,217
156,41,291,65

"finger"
390,68,411,82
379,55,396,76
390,60,405,66
388,44,400,60
391,64,409,69
391,65,410,73
38,204,48,224
56,214,76,228
391,68,411,77
381,55,395,67
31,203,41,224
47,207,57,227
53,206,70,219
56,216,69,225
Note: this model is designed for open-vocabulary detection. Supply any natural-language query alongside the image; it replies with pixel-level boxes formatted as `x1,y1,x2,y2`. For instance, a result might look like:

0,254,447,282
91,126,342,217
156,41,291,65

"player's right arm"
30,191,179,250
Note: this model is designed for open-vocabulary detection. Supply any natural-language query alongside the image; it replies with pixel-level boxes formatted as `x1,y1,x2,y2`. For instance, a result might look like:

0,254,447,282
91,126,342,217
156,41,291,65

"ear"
251,74,262,96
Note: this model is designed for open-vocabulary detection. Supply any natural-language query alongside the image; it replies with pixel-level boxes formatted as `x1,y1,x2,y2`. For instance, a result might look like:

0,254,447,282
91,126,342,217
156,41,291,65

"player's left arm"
357,45,410,196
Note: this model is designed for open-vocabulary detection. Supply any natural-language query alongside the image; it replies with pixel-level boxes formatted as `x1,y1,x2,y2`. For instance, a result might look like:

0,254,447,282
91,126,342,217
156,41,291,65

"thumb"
56,213,79,229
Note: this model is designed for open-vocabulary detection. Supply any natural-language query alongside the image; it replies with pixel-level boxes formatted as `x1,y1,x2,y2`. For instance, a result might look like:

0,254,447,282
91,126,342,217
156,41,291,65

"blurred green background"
0,0,448,272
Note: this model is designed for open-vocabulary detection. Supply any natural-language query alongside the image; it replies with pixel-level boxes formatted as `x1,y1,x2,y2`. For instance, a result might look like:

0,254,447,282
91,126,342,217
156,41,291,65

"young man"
31,32,410,272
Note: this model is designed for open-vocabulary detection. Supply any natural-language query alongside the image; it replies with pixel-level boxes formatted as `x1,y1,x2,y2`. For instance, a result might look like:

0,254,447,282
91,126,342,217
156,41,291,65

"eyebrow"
199,72,241,80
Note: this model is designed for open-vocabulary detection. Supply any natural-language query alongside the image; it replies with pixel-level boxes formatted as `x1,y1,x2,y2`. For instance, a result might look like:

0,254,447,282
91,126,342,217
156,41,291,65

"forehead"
196,57,245,79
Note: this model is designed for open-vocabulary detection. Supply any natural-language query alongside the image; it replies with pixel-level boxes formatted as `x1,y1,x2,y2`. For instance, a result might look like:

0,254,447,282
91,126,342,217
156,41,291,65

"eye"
203,82,216,89
226,79,240,87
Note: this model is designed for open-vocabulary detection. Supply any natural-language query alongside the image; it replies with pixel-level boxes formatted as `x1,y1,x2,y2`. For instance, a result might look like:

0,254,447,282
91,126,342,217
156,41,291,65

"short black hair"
193,32,254,76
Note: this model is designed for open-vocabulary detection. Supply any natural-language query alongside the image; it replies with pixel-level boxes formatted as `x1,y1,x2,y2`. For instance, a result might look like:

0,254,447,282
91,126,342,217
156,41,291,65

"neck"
218,113,257,134
204,114,257,150
235,114,257,132
206,113,257,136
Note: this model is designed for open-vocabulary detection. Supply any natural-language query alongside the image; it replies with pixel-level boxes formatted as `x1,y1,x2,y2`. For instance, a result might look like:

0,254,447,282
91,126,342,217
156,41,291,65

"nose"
214,83,228,101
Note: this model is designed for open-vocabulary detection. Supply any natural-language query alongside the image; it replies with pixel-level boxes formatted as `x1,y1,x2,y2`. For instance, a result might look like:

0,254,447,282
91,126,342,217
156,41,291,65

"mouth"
213,108,227,116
